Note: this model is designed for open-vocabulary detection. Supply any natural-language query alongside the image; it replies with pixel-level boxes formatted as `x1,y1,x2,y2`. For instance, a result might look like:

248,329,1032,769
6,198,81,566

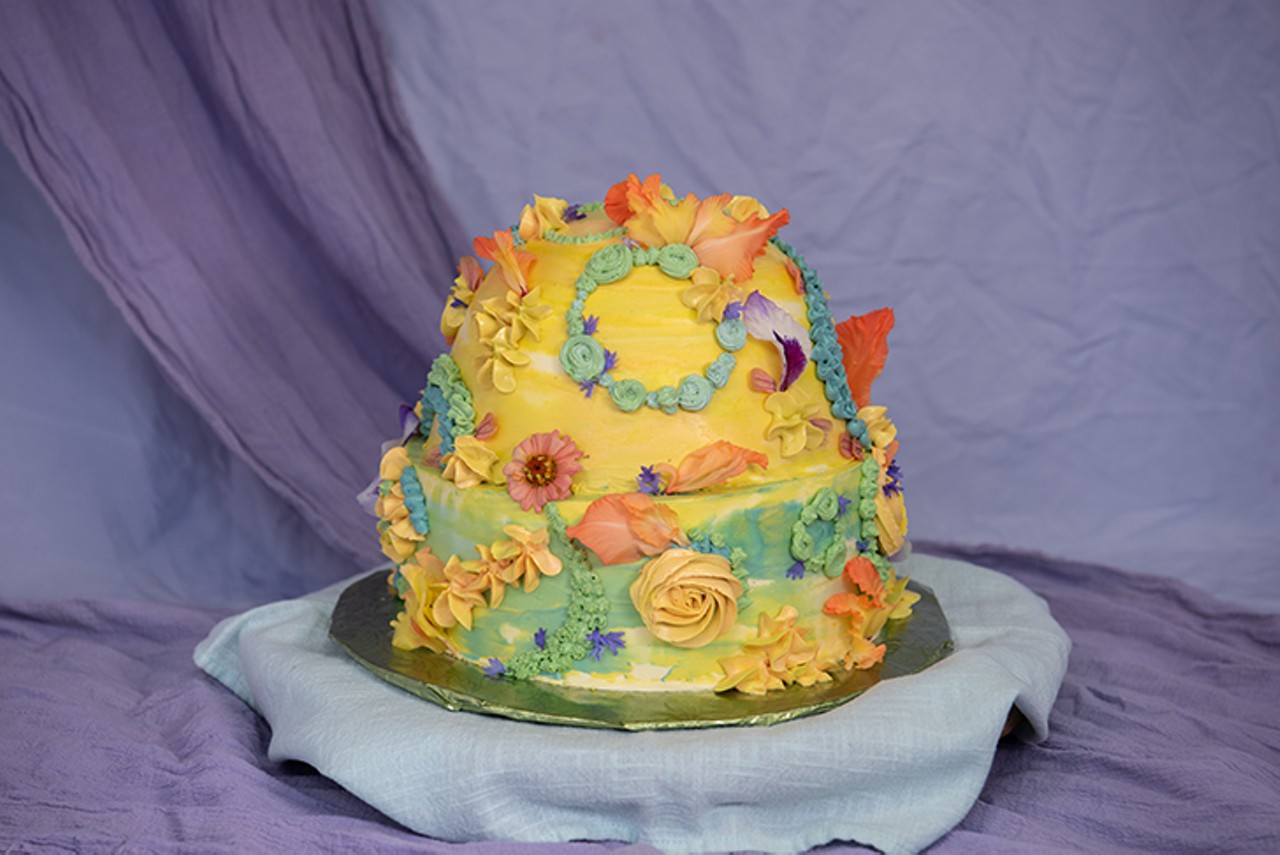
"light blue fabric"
194,554,1070,854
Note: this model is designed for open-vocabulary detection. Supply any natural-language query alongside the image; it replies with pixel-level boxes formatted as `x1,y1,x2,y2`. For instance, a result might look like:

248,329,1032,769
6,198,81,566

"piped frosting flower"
431,555,489,631
490,525,562,593
630,549,741,649
742,290,811,391
441,256,483,343
389,548,454,653
603,173,790,281
715,605,834,694
474,286,554,345
517,195,570,240
503,430,584,513
442,436,505,489
476,326,530,393
764,387,826,457
680,266,746,324
374,447,427,561
357,405,421,517
823,560,919,670
474,229,535,295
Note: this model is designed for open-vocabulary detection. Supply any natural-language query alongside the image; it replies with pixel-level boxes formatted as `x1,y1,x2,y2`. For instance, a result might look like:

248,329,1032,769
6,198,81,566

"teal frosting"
583,243,634,283
560,335,607,382
676,374,714,412
705,353,736,389
609,378,647,412
656,243,699,279
715,317,747,351
399,466,430,535
419,353,476,459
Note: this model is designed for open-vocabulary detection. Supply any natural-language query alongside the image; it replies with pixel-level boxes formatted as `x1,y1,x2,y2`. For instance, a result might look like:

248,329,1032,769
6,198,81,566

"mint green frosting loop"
583,244,633,284
859,498,878,520
656,243,698,279
649,385,679,414
706,352,736,388
609,378,647,412
810,487,841,520
676,374,714,411
560,335,606,382
715,317,747,351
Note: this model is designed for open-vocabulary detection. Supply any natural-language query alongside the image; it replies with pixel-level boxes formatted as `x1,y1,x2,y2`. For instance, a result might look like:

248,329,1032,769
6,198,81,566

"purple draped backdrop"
1,0,1278,851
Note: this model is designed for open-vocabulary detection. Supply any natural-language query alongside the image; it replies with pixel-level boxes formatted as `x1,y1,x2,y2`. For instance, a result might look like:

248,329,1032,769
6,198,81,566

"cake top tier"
428,174,897,503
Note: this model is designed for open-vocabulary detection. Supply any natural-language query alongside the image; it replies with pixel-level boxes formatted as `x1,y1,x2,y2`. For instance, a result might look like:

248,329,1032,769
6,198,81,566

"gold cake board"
330,570,953,731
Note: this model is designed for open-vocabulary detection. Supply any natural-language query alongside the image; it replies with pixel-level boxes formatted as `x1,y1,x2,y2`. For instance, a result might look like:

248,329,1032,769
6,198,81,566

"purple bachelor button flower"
579,379,598,398
883,461,903,497
483,658,506,679
602,349,619,372
787,561,805,580
637,465,663,495
583,314,600,335
855,541,869,553
534,627,547,649
564,203,586,222
837,494,852,517
722,301,743,321
586,629,626,661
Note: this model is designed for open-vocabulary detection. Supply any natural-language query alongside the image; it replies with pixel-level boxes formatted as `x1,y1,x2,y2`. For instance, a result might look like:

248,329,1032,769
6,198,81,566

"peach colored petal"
565,493,686,566
664,440,769,494
844,557,885,607
473,229,536,295
836,307,895,409
691,207,790,281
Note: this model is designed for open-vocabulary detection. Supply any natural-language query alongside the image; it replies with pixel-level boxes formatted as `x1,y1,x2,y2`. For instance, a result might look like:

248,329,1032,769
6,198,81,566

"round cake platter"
329,570,954,731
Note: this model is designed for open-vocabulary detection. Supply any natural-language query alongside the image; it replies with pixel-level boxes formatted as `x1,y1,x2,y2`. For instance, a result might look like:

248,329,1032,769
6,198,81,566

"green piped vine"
559,241,740,415
505,504,611,680
417,354,476,457
790,487,849,578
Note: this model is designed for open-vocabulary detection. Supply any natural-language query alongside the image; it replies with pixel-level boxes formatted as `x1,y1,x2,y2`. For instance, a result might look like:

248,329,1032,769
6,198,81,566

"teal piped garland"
686,530,751,610
560,242,739,415
789,487,849,578
399,466,430,536
417,353,476,457
770,237,872,452
505,504,611,680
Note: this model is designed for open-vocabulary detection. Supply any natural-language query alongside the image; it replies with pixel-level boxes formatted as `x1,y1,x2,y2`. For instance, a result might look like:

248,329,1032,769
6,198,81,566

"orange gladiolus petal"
835,307,895,409
691,207,791,282
665,440,770,494
566,493,686,565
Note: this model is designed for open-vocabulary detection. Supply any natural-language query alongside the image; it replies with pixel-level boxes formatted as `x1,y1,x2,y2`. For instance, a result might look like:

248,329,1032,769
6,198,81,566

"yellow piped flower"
490,525,562,593
476,326,530,394
858,405,898,449
442,436,505,489
390,548,453,653
725,195,770,221
764,387,826,457
517,195,570,241
469,543,521,609
475,286,553,344
680,266,746,324
431,555,489,631
441,256,482,342
375,447,425,561
715,605,834,695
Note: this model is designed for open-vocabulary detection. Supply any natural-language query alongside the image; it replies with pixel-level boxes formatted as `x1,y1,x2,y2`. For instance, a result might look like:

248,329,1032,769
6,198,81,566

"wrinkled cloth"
194,554,1061,855
0,0,466,568
2,545,1277,852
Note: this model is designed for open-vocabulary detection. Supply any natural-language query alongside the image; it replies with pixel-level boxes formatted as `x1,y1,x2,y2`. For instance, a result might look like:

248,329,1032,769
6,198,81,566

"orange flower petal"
844,557,885,607
665,440,769,494
565,493,686,565
691,207,790,281
835,307,895,409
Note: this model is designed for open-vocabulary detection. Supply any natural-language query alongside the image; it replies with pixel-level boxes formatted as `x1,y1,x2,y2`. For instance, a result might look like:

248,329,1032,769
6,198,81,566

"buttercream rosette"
629,548,742,648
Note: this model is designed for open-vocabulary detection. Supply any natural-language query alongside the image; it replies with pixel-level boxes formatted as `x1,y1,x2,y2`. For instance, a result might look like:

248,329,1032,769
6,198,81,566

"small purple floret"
786,561,805,580
603,349,619,372
449,298,466,309
579,379,598,398
883,461,903,497
483,658,506,679
534,628,547,649
586,629,626,661
583,314,600,335
564,203,585,222
855,540,869,553
723,301,743,321
636,465,663,495
837,495,852,517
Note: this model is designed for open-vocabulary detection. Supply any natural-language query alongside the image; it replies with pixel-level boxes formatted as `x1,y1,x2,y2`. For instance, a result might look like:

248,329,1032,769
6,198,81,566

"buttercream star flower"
603,173,790,281
517,195,570,240
715,605,833,694
470,543,520,609
476,326,530,393
442,436,505,489
374,447,426,560
431,555,489,631
503,430,584,513
390,548,454,653
764,387,826,457
441,255,483,343
474,286,554,344
681,266,746,324
474,229,536,295
490,525,562,593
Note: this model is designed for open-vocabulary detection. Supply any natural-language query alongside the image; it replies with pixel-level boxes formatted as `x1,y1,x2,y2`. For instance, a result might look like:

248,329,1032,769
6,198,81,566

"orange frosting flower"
503,430,583,514
490,525,562,593
604,173,790,281
431,555,489,631
474,229,536,295
566,493,688,565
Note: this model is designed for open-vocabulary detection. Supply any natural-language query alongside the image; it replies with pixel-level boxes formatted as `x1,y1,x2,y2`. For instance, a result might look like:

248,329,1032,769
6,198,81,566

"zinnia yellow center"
523,454,558,487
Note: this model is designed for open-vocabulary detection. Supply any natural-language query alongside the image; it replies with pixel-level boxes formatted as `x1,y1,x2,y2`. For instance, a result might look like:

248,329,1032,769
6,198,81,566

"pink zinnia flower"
503,430,584,513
